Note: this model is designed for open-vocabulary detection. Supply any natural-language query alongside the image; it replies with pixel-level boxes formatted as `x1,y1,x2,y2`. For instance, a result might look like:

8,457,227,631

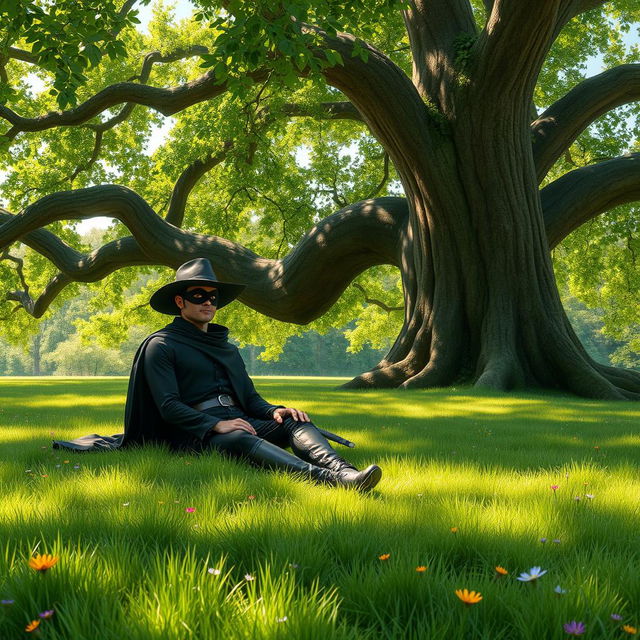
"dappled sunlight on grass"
1,377,640,639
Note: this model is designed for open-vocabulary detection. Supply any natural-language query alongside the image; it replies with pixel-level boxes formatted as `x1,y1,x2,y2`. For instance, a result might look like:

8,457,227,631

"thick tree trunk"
345,102,640,399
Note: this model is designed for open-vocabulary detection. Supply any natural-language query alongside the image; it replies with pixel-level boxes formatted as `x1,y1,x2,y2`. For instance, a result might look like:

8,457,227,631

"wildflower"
551,485,559,492
554,585,567,595
622,626,637,635
1,599,15,605
594,446,600,451
185,507,196,513
38,610,54,619
455,589,482,605
378,553,390,561
276,616,288,623
611,614,624,622
450,527,458,534
207,568,221,575
540,538,548,543
563,621,586,636
416,566,427,573
122,502,130,507
289,563,299,569
25,620,40,633
495,566,508,576
574,496,581,501
585,494,594,500
244,573,255,581
247,495,256,500
516,566,547,582
28,554,58,573
553,539,561,544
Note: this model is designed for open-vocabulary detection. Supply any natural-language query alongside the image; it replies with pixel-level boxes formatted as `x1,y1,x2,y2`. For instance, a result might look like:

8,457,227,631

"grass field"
1,376,639,639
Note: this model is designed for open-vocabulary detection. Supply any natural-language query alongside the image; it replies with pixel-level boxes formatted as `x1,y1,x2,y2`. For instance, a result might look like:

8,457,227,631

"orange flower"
455,588,483,605
495,566,508,576
25,620,40,632
28,553,58,573
378,553,391,561
622,626,637,635
450,527,458,534
416,566,427,573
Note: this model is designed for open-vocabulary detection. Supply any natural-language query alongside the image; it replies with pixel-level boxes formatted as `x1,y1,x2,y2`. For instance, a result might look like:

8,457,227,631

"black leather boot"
249,438,339,486
289,423,382,491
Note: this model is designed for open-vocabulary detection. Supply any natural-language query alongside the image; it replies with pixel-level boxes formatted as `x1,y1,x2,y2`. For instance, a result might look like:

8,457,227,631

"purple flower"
553,539,561,544
611,614,623,622
540,538,548,543
564,621,586,636
38,610,54,619
1,599,15,605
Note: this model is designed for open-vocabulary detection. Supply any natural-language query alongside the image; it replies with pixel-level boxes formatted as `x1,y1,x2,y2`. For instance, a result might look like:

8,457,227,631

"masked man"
124,258,382,491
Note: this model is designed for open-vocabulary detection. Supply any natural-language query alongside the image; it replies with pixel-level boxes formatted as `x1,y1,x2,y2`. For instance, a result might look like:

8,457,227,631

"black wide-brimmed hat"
149,258,246,315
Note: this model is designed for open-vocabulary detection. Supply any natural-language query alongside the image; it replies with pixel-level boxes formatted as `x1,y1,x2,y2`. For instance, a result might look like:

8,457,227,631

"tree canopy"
0,0,639,395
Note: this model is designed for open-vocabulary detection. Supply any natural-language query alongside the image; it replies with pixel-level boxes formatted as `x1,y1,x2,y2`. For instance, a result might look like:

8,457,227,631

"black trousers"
202,405,311,458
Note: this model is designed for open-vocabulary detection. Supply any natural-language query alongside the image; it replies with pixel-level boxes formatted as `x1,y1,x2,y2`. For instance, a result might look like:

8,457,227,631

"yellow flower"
455,589,483,605
416,566,428,573
622,626,637,635
28,553,58,573
495,566,508,576
450,527,458,533
378,553,390,561
25,620,40,632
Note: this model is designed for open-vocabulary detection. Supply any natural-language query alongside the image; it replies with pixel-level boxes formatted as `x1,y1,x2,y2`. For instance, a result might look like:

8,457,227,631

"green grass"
1,376,639,639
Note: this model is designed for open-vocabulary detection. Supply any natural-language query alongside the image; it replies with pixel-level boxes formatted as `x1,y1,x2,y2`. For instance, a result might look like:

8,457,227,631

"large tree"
1,0,639,397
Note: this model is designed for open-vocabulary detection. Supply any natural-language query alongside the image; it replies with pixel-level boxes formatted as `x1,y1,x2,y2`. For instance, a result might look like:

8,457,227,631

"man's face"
175,285,218,325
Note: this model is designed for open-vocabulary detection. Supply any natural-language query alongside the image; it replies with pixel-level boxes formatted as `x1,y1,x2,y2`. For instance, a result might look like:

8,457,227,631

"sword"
318,428,355,448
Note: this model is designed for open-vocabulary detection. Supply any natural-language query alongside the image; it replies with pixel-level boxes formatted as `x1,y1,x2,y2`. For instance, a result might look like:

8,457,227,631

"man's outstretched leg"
205,429,379,490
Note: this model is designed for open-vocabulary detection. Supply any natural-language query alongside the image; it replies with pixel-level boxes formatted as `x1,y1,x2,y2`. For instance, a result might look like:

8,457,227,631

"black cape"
53,319,277,452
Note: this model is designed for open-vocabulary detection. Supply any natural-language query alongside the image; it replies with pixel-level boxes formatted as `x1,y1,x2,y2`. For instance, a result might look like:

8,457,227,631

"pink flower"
564,621,586,636
551,485,559,492
185,507,196,513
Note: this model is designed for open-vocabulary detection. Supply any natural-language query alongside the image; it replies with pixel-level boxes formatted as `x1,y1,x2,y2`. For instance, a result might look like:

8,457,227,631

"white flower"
554,585,567,595
208,568,221,575
276,616,288,623
244,573,255,582
516,566,547,582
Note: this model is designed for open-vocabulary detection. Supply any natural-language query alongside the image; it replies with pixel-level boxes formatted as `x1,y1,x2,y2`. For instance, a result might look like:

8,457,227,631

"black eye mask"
181,288,218,305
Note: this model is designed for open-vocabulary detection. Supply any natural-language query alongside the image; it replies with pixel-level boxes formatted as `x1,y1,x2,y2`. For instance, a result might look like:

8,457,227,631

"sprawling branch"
541,153,640,248
0,186,408,320
532,64,640,181
402,0,477,109
5,47,39,65
352,282,403,312
474,0,560,101
0,44,221,148
314,27,442,188
165,144,232,227
0,68,270,140
553,0,607,40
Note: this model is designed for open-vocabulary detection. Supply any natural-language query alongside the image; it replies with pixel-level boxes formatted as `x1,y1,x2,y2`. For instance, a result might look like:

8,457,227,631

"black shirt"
142,317,278,441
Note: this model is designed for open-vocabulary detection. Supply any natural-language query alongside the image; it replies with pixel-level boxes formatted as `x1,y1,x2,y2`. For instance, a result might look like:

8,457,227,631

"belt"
193,394,237,411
